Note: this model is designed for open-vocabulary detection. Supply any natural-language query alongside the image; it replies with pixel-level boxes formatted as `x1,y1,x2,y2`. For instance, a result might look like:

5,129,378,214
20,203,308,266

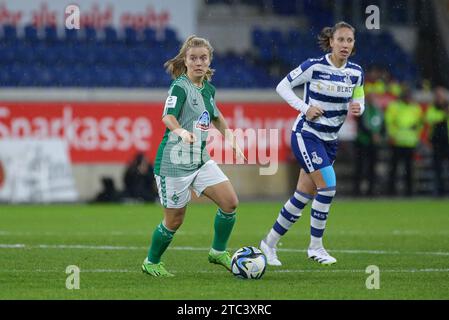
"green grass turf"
0,200,448,300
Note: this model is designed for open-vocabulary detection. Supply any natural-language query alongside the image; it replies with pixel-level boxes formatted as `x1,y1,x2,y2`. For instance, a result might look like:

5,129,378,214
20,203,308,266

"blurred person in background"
260,22,365,266
425,86,449,196
385,86,424,196
123,152,157,203
352,93,384,197
141,35,245,277
93,177,122,203
364,66,386,95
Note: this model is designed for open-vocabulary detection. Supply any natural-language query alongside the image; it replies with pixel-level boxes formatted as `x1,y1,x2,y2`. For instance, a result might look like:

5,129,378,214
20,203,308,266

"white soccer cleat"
307,247,337,265
259,240,282,266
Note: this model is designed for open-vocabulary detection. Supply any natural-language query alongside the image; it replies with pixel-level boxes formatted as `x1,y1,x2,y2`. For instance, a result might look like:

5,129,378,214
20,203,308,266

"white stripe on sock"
265,229,281,247
317,189,336,197
284,200,302,215
294,192,312,204
312,200,331,213
311,216,327,230
277,215,293,230
310,235,323,249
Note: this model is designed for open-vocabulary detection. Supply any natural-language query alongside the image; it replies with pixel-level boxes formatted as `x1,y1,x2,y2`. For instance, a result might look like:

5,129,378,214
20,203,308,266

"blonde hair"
164,35,215,81
318,21,356,56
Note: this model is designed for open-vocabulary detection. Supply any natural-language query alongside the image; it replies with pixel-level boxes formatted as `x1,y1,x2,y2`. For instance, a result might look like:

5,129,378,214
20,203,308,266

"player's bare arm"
162,114,197,143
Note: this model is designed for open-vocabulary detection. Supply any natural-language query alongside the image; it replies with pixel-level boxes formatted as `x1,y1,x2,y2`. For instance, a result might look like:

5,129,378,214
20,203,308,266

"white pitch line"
1,268,449,274
0,244,25,248
2,230,449,236
1,243,449,257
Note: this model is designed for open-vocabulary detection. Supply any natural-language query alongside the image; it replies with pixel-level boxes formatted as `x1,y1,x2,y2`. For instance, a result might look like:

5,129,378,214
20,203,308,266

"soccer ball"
231,246,267,279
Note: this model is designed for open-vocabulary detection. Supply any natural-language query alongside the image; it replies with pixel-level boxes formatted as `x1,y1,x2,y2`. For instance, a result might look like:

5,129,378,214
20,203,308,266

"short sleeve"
209,96,220,120
163,85,186,118
207,83,220,120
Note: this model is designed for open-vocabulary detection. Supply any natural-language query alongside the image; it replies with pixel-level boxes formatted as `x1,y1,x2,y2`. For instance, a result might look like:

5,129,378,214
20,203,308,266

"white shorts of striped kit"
154,160,229,209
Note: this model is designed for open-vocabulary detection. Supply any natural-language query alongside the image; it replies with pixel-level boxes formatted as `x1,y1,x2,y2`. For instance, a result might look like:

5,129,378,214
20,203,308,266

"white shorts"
154,160,229,208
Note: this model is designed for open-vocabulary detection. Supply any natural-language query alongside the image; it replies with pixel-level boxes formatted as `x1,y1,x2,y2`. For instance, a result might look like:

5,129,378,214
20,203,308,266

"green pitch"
1,200,448,300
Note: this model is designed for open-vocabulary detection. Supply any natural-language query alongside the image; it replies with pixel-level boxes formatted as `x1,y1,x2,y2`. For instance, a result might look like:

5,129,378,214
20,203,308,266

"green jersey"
154,74,220,177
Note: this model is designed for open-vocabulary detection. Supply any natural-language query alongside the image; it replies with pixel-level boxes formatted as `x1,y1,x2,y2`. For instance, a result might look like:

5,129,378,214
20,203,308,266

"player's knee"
297,181,317,195
164,214,185,230
165,219,183,230
221,196,239,213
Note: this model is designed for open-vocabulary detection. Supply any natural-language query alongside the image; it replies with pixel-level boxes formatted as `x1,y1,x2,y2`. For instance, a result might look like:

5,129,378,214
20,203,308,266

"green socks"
148,209,235,263
212,208,236,251
148,222,176,264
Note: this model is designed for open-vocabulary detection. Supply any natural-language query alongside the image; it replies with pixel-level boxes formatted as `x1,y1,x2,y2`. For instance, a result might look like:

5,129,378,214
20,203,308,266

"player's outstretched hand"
349,102,362,117
306,105,324,121
225,129,246,162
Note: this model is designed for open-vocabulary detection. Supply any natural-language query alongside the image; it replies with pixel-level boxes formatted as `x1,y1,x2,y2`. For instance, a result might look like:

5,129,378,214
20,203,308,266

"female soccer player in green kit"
142,35,246,277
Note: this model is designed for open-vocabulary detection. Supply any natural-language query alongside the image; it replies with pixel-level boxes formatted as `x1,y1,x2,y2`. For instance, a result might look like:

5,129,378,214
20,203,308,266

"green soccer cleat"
208,250,232,272
141,258,174,277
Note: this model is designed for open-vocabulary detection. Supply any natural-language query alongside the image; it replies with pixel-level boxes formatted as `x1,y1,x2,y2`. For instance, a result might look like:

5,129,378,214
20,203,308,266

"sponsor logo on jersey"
337,86,353,93
164,96,177,112
289,67,302,80
318,73,331,80
311,152,323,165
196,111,210,131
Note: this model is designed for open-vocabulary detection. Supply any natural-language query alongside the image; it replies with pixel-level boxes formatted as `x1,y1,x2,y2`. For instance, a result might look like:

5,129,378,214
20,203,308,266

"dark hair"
318,21,356,55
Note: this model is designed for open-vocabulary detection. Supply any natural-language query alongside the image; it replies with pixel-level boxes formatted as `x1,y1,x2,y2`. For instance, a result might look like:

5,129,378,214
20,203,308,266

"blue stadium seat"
162,27,179,47
44,25,58,43
104,26,118,44
2,25,18,43
272,0,298,15
124,27,138,45
143,28,157,46
83,26,97,43
65,28,81,44
0,23,420,88
24,25,39,44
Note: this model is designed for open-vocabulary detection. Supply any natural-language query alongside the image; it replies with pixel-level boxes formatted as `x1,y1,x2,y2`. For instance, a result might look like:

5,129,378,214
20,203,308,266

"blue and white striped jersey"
287,54,364,141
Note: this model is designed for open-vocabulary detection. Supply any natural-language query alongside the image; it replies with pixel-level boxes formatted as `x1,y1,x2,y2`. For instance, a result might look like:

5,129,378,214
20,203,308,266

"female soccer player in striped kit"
142,35,245,277
260,22,365,265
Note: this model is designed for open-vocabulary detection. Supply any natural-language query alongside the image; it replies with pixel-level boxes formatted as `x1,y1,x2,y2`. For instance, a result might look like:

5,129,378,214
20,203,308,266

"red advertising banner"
0,102,299,164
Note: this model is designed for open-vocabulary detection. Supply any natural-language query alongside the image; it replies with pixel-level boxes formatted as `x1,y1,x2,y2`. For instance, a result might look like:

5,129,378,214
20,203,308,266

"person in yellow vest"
387,80,402,97
425,86,449,196
385,87,424,196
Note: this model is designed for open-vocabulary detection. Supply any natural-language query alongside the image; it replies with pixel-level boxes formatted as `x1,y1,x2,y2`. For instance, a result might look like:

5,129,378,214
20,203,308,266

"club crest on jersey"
344,72,352,85
311,152,323,165
196,111,210,131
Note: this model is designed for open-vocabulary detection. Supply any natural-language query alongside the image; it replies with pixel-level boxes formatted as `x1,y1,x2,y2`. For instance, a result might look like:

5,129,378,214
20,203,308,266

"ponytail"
318,27,334,52
317,21,356,55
